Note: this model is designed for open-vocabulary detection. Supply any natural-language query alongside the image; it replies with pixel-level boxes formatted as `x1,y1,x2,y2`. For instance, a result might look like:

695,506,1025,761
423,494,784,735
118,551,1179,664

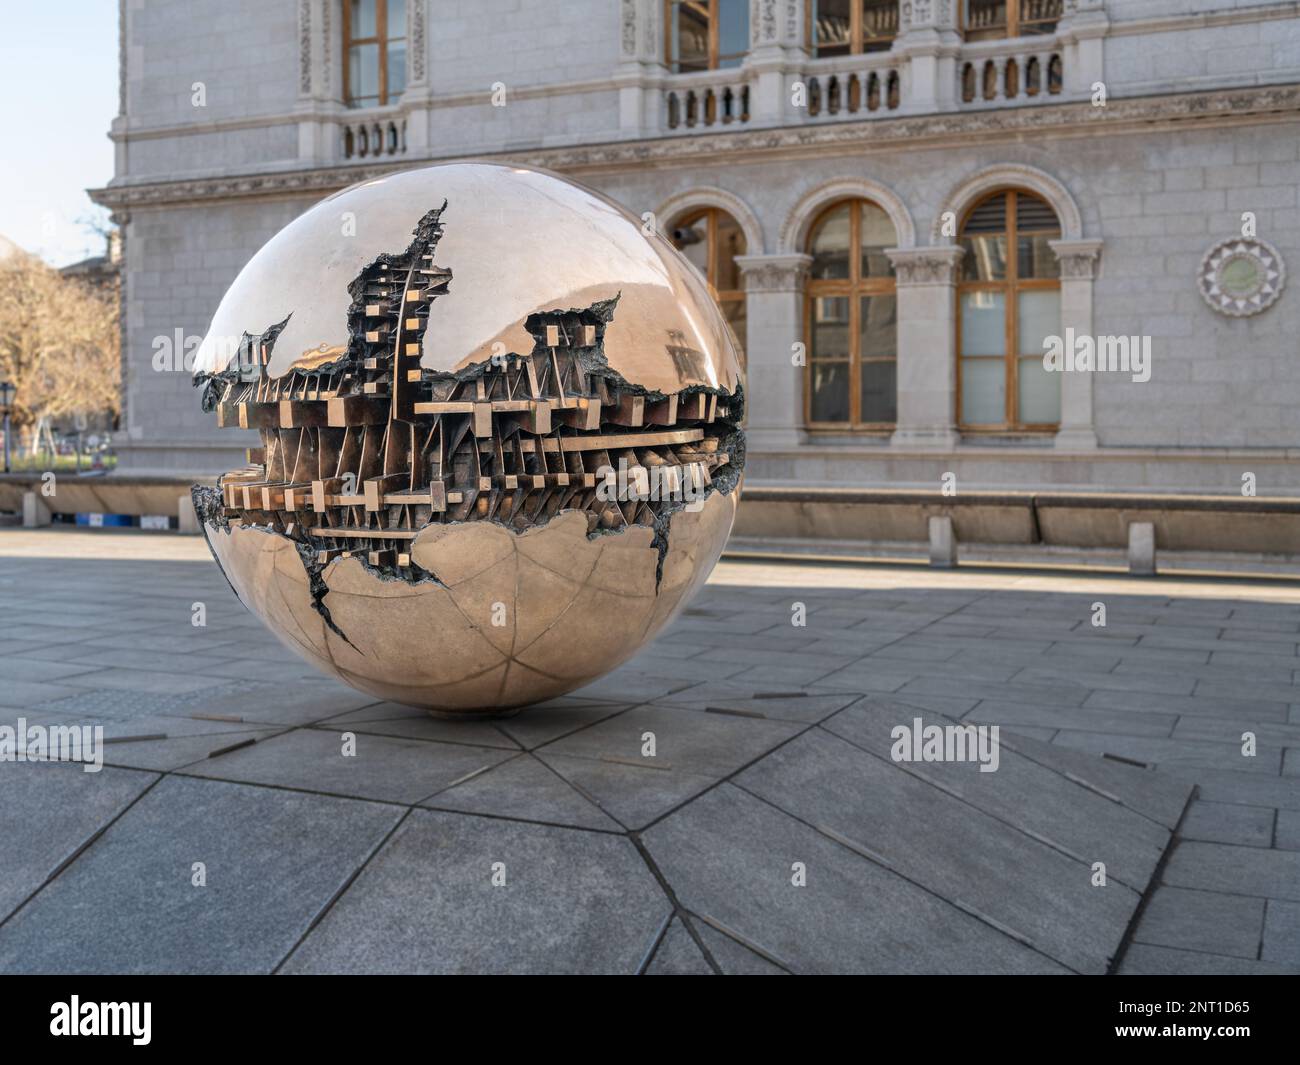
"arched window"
804,200,898,428
669,207,748,362
957,189,1061,430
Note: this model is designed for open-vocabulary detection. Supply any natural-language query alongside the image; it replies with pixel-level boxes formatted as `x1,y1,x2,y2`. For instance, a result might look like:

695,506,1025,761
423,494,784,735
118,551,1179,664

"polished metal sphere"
194,162,744,715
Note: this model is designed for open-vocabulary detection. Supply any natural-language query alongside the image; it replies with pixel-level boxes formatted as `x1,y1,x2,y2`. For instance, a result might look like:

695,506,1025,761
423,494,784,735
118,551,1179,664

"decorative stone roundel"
1198,238,1286,317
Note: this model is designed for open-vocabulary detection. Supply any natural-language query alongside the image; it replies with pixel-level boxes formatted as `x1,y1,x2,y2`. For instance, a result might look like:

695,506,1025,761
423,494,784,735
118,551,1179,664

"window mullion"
379,0,389,105
1007,190,1020,428
849,275,861,425
712,208,722,293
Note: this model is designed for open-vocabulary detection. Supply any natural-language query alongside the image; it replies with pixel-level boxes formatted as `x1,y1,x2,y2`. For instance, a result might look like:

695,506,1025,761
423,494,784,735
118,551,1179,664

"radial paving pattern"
17,536,1300,973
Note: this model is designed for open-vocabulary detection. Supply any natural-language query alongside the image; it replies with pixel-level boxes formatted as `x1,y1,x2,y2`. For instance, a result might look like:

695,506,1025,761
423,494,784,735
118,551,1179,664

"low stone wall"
735,486,1300,560
0,474,217,520
3,475,1296,569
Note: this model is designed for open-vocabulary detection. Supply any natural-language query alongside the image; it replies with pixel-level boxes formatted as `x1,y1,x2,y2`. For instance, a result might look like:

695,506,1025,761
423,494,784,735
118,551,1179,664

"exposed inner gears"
196,203,745,595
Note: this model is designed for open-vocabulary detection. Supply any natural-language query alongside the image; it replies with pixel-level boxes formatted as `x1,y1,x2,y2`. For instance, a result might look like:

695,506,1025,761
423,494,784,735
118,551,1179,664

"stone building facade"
94,0,1300,493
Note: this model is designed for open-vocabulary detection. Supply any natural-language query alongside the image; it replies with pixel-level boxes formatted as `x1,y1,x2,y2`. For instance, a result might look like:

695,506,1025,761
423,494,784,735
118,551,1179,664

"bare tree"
0,254,120,441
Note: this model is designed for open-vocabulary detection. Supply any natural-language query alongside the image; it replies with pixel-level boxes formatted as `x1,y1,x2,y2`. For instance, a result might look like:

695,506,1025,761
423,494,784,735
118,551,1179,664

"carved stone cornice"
736,253,812,293
886,246,963,286
90,84,1300,211
1049,238,1104,281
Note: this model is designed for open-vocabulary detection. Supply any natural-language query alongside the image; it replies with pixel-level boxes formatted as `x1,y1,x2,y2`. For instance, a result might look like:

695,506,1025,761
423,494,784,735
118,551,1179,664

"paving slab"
100,727,286,772
422,752,622,832
1275,809,1300,851
0,776,400,974
491,700,630,750
644,917,713,975
1162,840,1300,902
736,728,1140,973
964,700,1176,738
537,703,802,778
281,810,670,974
0,761,157,923
1132,886,1265,959
3,535,1296,975
319,702,519,749
0,656,107,683
1261,899,1300,968
535,751,717,830
1084,688,1291,722
1052,731,1282,775
1171,716,1300,747
653,682,863,724
182,728,515,804
821,699,1184,884
1163,766,1300,813
180,681,382,726
690,916,787,974
1179,800,1275,848
642,783,1068,974
1118,943,1297,975
50,667,230,696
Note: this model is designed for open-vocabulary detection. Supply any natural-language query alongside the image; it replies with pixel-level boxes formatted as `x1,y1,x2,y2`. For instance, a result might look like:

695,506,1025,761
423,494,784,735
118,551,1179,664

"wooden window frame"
663,1,748,73
344,0,407,109
955,188,1061,433
806,1,899,58
803,199,898,431
671,207,747,363
960,0,1061,41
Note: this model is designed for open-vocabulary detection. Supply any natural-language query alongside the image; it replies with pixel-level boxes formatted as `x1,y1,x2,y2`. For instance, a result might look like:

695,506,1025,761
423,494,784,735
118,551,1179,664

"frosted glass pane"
961,358,1004,424
1017,290,1059,356
960,291,1005,355
1018,357,1060,424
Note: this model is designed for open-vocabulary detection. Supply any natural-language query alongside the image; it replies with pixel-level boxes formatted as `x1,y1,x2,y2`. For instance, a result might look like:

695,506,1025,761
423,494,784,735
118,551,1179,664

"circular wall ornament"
1198,237,1285,317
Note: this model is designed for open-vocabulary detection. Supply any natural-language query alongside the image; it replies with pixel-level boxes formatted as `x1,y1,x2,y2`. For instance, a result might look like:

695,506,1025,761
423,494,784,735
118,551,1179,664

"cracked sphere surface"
193,162,745,715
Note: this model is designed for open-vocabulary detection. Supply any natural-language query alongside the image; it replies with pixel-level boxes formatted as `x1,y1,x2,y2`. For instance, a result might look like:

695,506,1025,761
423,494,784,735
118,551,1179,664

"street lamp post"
0,381,14,474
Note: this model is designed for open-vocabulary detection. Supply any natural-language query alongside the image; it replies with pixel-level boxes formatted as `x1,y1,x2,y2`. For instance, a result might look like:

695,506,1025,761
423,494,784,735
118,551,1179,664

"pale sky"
0,3,118,266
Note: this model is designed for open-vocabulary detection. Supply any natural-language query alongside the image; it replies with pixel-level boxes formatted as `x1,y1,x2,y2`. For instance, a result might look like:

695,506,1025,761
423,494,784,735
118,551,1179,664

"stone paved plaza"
0,528,1297,974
